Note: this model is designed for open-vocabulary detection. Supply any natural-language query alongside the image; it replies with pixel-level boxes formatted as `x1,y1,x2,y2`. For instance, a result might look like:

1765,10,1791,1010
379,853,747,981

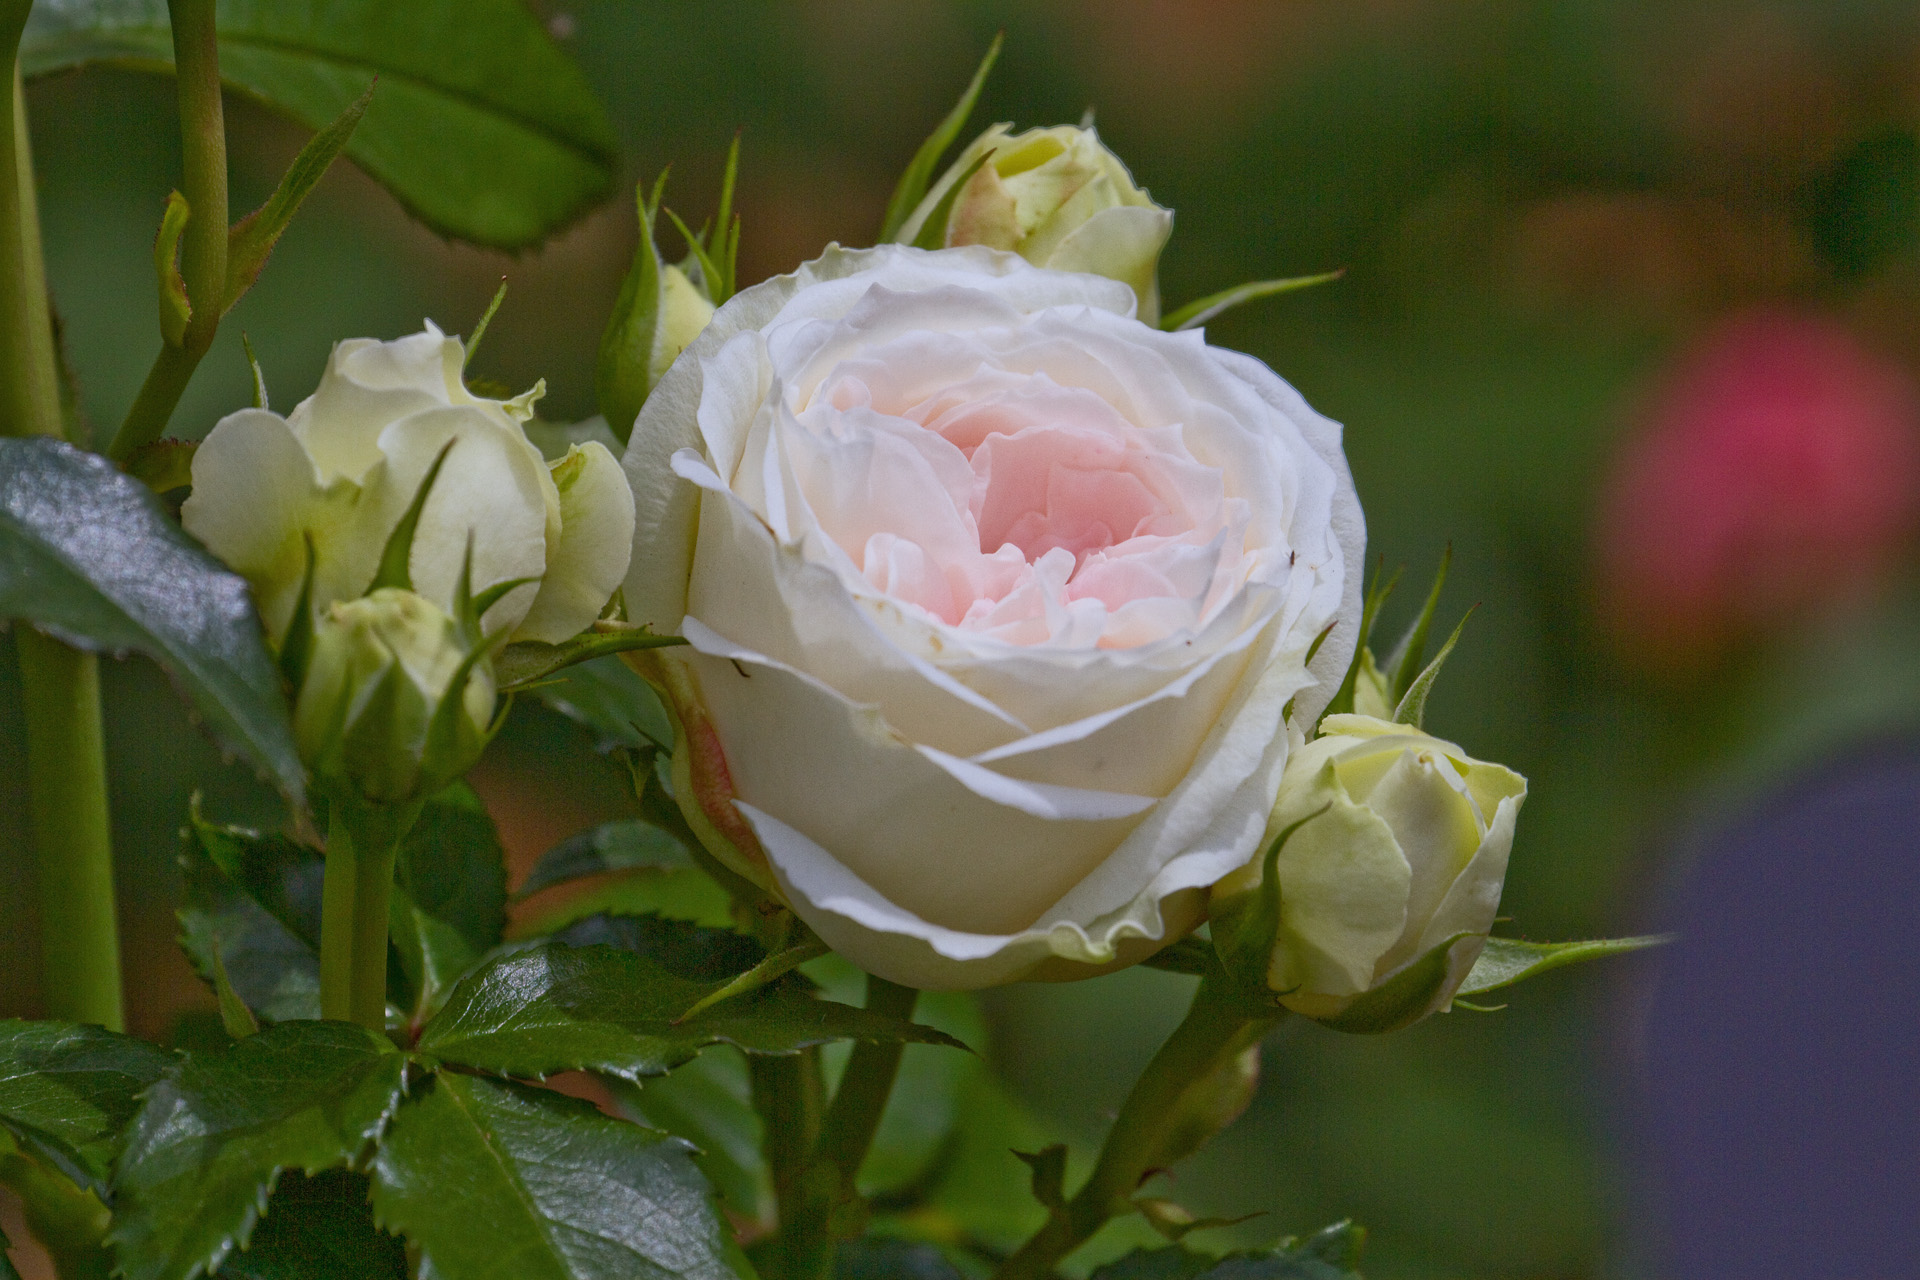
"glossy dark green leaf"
387,783,507,1021
1088,1221,1364,1280
516,818,692,900
0,1020,174,1199
1457,934,1669,999
417,935,966,1084
212,1170,404,1280
835,1239,964,1280
609,1048,768,1226
110,1022,407,1280
0,437,303,802
536,654,674,752
369,1073,743,1280
177,807,324,1024
511,868,736,938
19,0,617,250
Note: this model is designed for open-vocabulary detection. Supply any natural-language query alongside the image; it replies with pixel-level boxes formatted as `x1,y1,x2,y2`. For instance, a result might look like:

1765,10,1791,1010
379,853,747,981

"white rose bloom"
623,245,1362,989
183,323,635,645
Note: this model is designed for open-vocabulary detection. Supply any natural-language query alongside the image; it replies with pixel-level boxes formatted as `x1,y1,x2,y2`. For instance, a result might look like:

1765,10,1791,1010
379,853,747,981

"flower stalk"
3,6,125,1033
992,974,1281,1280
318,795,420,1030
109,0,229,461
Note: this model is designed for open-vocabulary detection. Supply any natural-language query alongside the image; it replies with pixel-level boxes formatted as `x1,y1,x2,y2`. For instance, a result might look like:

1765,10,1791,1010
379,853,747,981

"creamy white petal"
515,442,637,643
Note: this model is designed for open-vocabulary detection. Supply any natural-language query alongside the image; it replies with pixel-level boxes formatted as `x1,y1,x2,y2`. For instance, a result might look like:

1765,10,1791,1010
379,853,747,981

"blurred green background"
7,2,1920,1276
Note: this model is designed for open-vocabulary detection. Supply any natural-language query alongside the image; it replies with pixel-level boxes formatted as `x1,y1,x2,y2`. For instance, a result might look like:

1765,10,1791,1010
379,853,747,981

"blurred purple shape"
1631,741,1920,1277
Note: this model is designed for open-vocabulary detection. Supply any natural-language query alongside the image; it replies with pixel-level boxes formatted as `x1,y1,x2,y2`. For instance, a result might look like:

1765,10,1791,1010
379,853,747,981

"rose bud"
1211,715,1526,1031
293,588,497,804
184,323,635,649
894,124,1174,323
621,245,1363,989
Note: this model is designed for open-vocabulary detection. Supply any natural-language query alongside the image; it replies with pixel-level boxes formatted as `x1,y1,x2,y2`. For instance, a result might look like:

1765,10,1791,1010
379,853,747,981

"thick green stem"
15,632,123,1031
3,7,125,1034
318,798,414,1030
780,976,920,1280
992,979,1279,1280
107,0,227,460
749,1048,824,1280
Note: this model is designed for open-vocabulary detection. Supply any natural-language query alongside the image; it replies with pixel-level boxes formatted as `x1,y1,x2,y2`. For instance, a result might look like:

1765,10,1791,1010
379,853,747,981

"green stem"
992,978,1279,1280
106,0,227,461
3,8,125,1035
780,977,920,1280
318,797,415,1030
749,1048,824,1280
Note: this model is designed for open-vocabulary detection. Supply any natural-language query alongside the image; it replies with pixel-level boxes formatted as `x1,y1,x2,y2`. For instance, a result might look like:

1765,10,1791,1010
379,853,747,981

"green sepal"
153,190,192,347
1391,605,1473,730
878,32,1004,242
493,621,688,690
462,277,509,370
1319,559,1398,722
1013,1143,1067,1212
1141,936,1217,977
1457,934,1671,999
1313,932,1476,1035
595,173,671,446
1379,545,1449,707
1133,1199,1262,1243
910,147,995,251
224,85,372,313
209,949,262,1040
662,205,729,306
240,333,270,410
366,440,455,594
1088,1220,1364,1280
1160,270,1344,332
1209,804,1334,1001
277,534,318,693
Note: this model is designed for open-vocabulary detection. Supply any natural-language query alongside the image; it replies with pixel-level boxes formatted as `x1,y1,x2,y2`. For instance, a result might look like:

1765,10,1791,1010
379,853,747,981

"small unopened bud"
293,588,496,803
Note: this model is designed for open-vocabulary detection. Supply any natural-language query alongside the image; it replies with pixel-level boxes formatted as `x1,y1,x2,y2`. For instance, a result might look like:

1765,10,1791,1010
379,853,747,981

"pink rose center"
799,362,1242,648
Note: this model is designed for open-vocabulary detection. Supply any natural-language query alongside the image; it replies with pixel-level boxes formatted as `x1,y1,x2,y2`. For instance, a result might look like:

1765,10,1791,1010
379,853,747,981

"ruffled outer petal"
621,245,1366,988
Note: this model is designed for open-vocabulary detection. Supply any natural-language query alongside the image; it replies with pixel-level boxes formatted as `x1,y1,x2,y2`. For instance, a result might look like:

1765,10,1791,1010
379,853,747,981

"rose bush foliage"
622,244,1363,989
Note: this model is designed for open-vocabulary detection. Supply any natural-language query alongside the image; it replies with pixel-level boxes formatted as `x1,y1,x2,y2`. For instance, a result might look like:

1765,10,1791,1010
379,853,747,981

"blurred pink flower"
1598,310,1920,663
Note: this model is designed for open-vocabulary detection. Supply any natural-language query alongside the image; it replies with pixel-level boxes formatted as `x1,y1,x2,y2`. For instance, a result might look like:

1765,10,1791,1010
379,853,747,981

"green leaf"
386,783,507,1022
0,1021,174,1199
516,818,694,900
494,623,687,691
209,949,261,1040
1088,1221,1365,1280
835,1239,964,1280
512,870,736,938
417,935,966,1084
369,1073,744,1280
1160,271,1345,332
20,0,619,250
224,87,370,311
211,1170,404,1280
609,1047,769,1227
1314,934,1475,1036
177,804,324,1023
1457,934,1670,999
1013,1144,1067,1212
535,654,674,753
878,33,1004,242
110,1022,407,1280
0,437,303,803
